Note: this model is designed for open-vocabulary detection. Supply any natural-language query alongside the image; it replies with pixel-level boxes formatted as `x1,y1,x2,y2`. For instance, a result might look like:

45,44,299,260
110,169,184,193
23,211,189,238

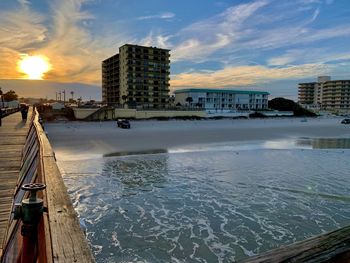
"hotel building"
298,76,350,110
102,44,171,108
174,88,269,111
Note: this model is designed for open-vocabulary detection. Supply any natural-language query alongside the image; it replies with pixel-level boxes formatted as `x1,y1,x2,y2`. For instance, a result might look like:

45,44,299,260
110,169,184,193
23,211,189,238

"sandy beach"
45,117,350,160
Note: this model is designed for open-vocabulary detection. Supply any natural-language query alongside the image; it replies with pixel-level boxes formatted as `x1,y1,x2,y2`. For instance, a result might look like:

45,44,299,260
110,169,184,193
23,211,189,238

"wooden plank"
0,111,31,253
0,160,21,168
0,139,26,145
242,225,350,263
37,119,95,262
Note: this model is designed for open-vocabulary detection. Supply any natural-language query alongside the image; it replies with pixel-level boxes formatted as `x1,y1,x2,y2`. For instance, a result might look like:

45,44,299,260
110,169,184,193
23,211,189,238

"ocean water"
57,138,350,263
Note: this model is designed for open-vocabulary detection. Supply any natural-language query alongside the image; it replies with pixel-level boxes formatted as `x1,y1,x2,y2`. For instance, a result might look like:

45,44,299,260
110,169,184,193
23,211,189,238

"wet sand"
45,117,350,160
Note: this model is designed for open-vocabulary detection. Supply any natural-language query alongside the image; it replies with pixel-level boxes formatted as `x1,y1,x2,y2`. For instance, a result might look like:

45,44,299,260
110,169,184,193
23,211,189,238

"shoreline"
45,117,350,160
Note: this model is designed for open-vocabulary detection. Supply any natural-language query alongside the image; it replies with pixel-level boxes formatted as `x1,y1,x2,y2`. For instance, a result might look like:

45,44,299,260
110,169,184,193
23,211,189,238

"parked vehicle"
117,119,130,129
341,118,350,124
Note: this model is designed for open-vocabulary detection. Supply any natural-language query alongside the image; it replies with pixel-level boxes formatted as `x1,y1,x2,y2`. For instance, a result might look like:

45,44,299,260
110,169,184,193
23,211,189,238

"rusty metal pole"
14,183,47,263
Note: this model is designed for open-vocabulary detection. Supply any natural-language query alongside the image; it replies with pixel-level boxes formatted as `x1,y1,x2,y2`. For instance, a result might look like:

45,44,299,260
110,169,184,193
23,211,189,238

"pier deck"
0,111,31,255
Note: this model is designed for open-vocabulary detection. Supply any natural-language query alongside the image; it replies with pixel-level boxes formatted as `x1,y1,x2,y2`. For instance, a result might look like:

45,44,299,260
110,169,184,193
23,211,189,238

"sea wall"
134,110,206,119
114,109,206,119
74,108,206,120
73,108,99,119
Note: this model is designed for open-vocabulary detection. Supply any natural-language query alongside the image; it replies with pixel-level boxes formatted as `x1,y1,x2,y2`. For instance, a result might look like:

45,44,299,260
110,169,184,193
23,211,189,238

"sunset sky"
0,0,349,100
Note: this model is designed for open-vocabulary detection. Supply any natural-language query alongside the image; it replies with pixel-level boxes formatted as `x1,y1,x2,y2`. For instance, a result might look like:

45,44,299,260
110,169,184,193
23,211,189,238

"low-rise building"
51,102,65,110
174,88,269,111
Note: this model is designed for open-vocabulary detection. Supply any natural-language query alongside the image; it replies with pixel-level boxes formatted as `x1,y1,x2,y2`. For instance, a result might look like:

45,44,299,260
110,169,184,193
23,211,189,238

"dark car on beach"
341,118,350,124
117,119,130,129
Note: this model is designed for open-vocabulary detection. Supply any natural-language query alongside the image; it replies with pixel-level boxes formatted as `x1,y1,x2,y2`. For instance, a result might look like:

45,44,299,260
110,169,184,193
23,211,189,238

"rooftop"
299,79,350,85
173,88,269,95
121,43,171,51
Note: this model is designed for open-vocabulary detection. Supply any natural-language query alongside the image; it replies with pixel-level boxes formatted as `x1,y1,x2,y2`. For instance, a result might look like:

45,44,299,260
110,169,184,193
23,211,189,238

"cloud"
0,0,129,84
310,8,320,22
17,0,31,6
0,47,23,79
0,1,47,79
170,64,330,89
268,48,350,67
137,12,175,20
142,0,348,67
267,50,305,66
298,0,321,4
171,0,269,61
268,56,296,66
38,0,101,83
140,31,173,49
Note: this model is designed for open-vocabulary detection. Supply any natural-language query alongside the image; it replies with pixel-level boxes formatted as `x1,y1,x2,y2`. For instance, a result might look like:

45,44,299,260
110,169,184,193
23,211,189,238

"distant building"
174,88,269,111
298,76,350,110
102,44,171,108
1,100,19,108
51,102,65,110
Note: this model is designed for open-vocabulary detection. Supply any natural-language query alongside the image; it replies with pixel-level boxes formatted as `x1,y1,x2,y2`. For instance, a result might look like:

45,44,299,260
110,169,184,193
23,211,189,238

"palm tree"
70,91,74,100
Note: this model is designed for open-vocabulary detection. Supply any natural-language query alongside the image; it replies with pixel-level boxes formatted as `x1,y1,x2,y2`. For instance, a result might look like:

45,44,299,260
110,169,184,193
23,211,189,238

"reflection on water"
296,138,350,149
102,156,168,193
103,149,167,157
58,138,350,263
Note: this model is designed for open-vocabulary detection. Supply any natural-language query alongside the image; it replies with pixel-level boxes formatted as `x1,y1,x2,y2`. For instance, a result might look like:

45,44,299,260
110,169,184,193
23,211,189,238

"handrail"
34,108,95,262
242,224,350,262
0,107,19,117
1,108,94,262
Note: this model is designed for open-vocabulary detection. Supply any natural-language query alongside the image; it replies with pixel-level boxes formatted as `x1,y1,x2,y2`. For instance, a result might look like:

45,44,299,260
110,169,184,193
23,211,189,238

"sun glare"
18,55,52,80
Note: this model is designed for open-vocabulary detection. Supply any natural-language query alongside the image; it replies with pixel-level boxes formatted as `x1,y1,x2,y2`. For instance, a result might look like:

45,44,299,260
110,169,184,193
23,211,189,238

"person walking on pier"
20,104,28,120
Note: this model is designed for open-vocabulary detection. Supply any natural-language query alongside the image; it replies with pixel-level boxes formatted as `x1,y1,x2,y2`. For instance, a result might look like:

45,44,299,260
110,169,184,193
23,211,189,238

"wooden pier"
0,111,31,255
0,109,94,262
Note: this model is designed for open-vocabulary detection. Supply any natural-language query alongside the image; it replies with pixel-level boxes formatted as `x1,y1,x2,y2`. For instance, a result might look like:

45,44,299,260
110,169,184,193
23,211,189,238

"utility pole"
63,90,66,106
55,92,57,101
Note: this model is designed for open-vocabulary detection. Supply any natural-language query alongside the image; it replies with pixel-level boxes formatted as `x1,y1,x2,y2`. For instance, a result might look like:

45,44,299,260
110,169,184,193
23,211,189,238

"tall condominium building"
102,44,170,108
298,76,350,110
174,88,269,110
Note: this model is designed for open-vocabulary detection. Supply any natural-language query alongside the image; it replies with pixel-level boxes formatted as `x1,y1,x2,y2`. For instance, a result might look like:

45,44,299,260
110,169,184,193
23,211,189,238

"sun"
18,55,52,80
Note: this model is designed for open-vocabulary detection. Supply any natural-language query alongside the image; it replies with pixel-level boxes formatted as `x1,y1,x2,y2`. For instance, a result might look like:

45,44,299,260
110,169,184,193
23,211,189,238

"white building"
174,88,269,111
51,102,65,110
1,100,19,108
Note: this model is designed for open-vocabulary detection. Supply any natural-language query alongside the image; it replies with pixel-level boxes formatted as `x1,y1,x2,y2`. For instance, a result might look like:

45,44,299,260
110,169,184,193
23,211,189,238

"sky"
0,0,350,100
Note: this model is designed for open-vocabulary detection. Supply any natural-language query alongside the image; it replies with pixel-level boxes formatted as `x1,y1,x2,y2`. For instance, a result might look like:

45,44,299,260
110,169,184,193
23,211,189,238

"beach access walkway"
0,111,30,255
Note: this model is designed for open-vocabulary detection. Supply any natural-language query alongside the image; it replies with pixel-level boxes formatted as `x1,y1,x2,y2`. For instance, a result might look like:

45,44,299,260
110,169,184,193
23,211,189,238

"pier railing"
1,108,94,262
242,224,350,262
1,107,19,117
